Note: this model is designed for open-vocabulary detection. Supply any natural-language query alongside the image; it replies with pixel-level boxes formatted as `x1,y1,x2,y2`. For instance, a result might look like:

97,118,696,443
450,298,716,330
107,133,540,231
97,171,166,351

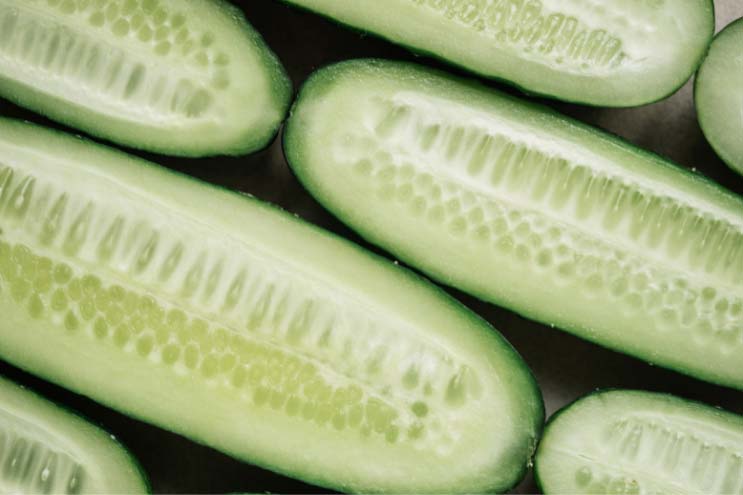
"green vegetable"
695,17,743,176
535,389,743,494
278,0,713,107
284,59,743,390
0,117,543,494
0,375,148,494
0,0,291,157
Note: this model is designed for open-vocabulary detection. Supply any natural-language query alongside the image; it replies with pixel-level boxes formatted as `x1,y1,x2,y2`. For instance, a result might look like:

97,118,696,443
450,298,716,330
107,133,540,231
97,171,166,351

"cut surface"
0,0,291,156
0,376,147,494
280,0,713,106
284,59,743,390
535,390,743,495
696,17,743,175
0,118,542,494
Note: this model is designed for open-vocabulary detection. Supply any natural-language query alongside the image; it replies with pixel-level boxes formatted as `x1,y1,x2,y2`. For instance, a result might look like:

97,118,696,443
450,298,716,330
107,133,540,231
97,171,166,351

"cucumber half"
284,59,743,390
695,17,743,176
0,0,291,157
535,390,743,494
278,0,713,107
0,118,543,493
0,375,148,494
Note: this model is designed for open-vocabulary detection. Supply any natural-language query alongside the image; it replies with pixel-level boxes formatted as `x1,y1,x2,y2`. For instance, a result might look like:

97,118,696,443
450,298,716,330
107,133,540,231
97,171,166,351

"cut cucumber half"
0,375,148,494
278,0,713,107
695,17,743,176
284,59,743,390
535,390,743,495
0,0,291,157
0,118,543,494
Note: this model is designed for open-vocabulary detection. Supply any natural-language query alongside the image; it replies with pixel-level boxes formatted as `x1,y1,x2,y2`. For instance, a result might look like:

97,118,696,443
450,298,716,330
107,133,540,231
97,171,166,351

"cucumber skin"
0,374,150,494
277,0,715,108
0,117,544,494
694,17,743,176
283,59,743,391
0,0,292,158
533,389,743,494
532,388,607,494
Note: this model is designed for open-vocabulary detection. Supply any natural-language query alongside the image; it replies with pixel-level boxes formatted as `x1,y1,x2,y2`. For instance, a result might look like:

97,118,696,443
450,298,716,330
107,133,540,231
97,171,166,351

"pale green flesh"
0,118,542,494
280,0,713,106
0,0,291,156
0,376,147,494
696,17,743,175
284,60,743,390
535,390,743,495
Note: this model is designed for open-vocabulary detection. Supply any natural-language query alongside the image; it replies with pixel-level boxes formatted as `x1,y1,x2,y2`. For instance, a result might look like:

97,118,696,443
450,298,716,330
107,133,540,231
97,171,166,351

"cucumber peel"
0,117,543,494
695,17,743,176
0,374,148,494
535,389,743,494
278,0,714,107
284,59,743,390
0,0,291,157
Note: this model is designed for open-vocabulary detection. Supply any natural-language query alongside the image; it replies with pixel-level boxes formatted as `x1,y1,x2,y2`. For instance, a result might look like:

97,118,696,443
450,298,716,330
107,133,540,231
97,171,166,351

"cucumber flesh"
0,375,148,494
284,59,743,390
279,0,713,107
535,390,743,495
695,17,743,176
0,118,543,494
0,0,291,157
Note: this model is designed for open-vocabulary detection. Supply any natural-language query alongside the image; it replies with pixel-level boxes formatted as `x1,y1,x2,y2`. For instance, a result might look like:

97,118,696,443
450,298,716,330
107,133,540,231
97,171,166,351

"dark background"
1,1,742,493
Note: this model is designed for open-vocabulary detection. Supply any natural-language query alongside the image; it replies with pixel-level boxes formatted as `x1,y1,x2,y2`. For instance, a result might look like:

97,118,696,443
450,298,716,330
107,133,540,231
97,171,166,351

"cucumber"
283,59,743,390
695,17,743,176
0,0,291,157
0,375,148,494
534,390,743,494
0,117,543,494
278,0,714,107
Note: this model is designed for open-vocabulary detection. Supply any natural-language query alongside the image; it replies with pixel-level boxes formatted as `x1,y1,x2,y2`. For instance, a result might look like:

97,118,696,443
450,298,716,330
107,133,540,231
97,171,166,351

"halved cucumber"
278,0,714,107
695,17,743,176
0,118,543,493
0,0,291,157
0,375,148,494
284,59,743,390
535,390,743,494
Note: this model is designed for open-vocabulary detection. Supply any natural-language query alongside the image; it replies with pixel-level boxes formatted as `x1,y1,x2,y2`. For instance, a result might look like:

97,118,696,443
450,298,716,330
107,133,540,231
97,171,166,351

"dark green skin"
277,0,715,108
533,388,626,494
0,373,152,494
533,389,743,494
1,117,544,495
0,0,292,158
284,58,743,391
694,16,743,175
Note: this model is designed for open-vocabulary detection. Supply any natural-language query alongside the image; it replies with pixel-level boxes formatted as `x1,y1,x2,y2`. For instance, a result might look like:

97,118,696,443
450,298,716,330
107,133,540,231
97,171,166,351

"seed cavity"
593,415,743,494
0,411,87,494
411,0,626,70
0,153,491,454
0,229,477,450
342,99,743,352
0,1,227,123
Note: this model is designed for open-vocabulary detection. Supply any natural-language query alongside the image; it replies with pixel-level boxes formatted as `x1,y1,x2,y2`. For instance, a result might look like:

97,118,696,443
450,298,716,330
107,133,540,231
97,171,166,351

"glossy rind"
279,0,714,107
535,390,743,495
695,17,743,175
0,118,543,494
0,0,291,157
284,59,743,390
0,375,148,494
